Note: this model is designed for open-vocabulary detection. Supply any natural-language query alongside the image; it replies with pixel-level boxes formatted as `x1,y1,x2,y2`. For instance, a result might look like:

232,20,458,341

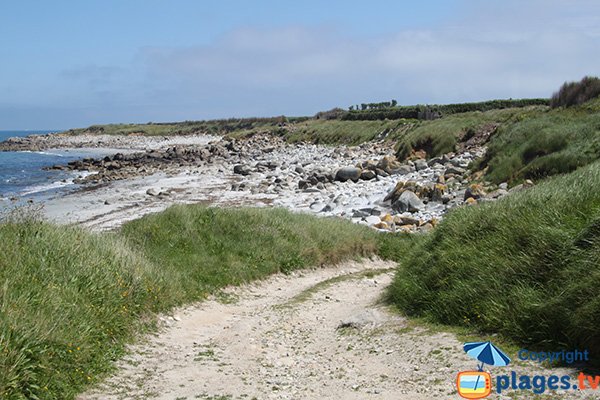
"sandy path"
79,259,592,400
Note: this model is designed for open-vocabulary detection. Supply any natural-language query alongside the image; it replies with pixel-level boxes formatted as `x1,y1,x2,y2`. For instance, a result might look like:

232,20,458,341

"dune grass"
387,161,600,359
480,99,600,184
394,106,545,160
0,206,380,399
120,206,380,302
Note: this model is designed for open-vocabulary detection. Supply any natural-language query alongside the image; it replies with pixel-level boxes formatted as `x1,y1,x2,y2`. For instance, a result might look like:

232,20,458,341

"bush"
550,76,600,108
387,161,600,359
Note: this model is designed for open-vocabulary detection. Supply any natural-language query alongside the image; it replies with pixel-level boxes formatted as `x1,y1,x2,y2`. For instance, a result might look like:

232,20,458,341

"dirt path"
79,259,590,400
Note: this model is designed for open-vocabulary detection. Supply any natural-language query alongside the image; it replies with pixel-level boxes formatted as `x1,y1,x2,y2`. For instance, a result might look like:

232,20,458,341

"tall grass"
395,106,543,159
388,161,600,358
0,218,165,399
120,206,380,302
481,99,600,183
0,206,379,399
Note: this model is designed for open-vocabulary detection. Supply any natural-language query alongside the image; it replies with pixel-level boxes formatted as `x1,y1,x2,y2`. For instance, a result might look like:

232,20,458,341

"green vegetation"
387,161,600,360
274,119,414,145
551,76,600,108
343,98,549,121
120,206,379,300
395,106,545,160
63,116,308,137
0,206,379,399
479,98,600,184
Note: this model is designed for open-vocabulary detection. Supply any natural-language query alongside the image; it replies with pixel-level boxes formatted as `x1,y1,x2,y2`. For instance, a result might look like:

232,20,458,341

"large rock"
360,170,376,181
233,164,251,176
392,190,424,213
414,159,428,171
377,156,402,174
335,167,362,182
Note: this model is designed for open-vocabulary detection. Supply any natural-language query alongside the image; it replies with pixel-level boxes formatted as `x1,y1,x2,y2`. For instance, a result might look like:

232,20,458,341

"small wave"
15,150,64,157
19,180,73,196
35,151,65,157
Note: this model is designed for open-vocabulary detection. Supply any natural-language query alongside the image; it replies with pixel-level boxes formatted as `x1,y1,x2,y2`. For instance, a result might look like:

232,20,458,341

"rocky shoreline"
1,132,524,232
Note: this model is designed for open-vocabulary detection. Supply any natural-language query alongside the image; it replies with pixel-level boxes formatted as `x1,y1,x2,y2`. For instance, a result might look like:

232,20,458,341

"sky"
1,0,599,129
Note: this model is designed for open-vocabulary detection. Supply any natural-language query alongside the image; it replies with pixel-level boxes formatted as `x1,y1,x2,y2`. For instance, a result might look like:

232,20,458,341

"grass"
387,160,600,361
395,106,545,159
0,206,380,399
63,116,308,137
479,98,600,184
277,119,414,145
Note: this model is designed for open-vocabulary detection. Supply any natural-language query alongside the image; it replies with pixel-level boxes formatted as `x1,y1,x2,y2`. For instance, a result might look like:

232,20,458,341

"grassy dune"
387,161,600,359
480,99,600,184
0,207,380,399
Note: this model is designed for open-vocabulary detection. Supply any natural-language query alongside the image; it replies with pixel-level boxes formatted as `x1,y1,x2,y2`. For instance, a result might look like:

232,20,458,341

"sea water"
0,130,110,204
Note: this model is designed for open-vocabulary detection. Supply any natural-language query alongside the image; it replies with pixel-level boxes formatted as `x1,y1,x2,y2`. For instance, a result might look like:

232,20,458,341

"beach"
2,131,498,232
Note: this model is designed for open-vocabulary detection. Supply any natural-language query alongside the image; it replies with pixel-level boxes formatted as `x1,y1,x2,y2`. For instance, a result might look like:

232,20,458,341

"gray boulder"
233,164,251,175
335,167,362,182
414,159,428,171
392,190,424,213
360,170,376,180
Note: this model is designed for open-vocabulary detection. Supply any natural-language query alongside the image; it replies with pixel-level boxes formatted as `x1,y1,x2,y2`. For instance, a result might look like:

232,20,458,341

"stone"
373,222,389,230
365,215,381,225
359,207,381,216
294,166,305,174
146,188,159,196
310,202,326,211
360,170,376,180
335,167,362,182
464,183,486,201
321,203,334,212
445,166,466,176
375,168,389,177
377,156,401,174
499,182,508,190
431,183,447,202
352,210,370,218
381,214,393,223
414,159,428,171
395,165,414,175
233,164,251,175
392,190,424,213
428,156,444,167
384,182,405,203
298,180,309,190
393,215,421,226
486,189,508,199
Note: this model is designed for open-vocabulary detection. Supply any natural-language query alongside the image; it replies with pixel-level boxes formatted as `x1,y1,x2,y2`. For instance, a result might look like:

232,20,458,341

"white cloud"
43,0,600,124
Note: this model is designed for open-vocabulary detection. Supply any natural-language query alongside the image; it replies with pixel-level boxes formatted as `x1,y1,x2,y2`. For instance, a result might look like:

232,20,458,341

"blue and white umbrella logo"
463,341,511,371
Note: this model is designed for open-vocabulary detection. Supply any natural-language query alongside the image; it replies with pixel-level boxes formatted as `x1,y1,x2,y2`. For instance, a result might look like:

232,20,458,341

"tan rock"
373,222,390,230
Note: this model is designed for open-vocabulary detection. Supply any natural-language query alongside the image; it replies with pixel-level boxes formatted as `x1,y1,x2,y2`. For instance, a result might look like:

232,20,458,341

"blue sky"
1,0,599,129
